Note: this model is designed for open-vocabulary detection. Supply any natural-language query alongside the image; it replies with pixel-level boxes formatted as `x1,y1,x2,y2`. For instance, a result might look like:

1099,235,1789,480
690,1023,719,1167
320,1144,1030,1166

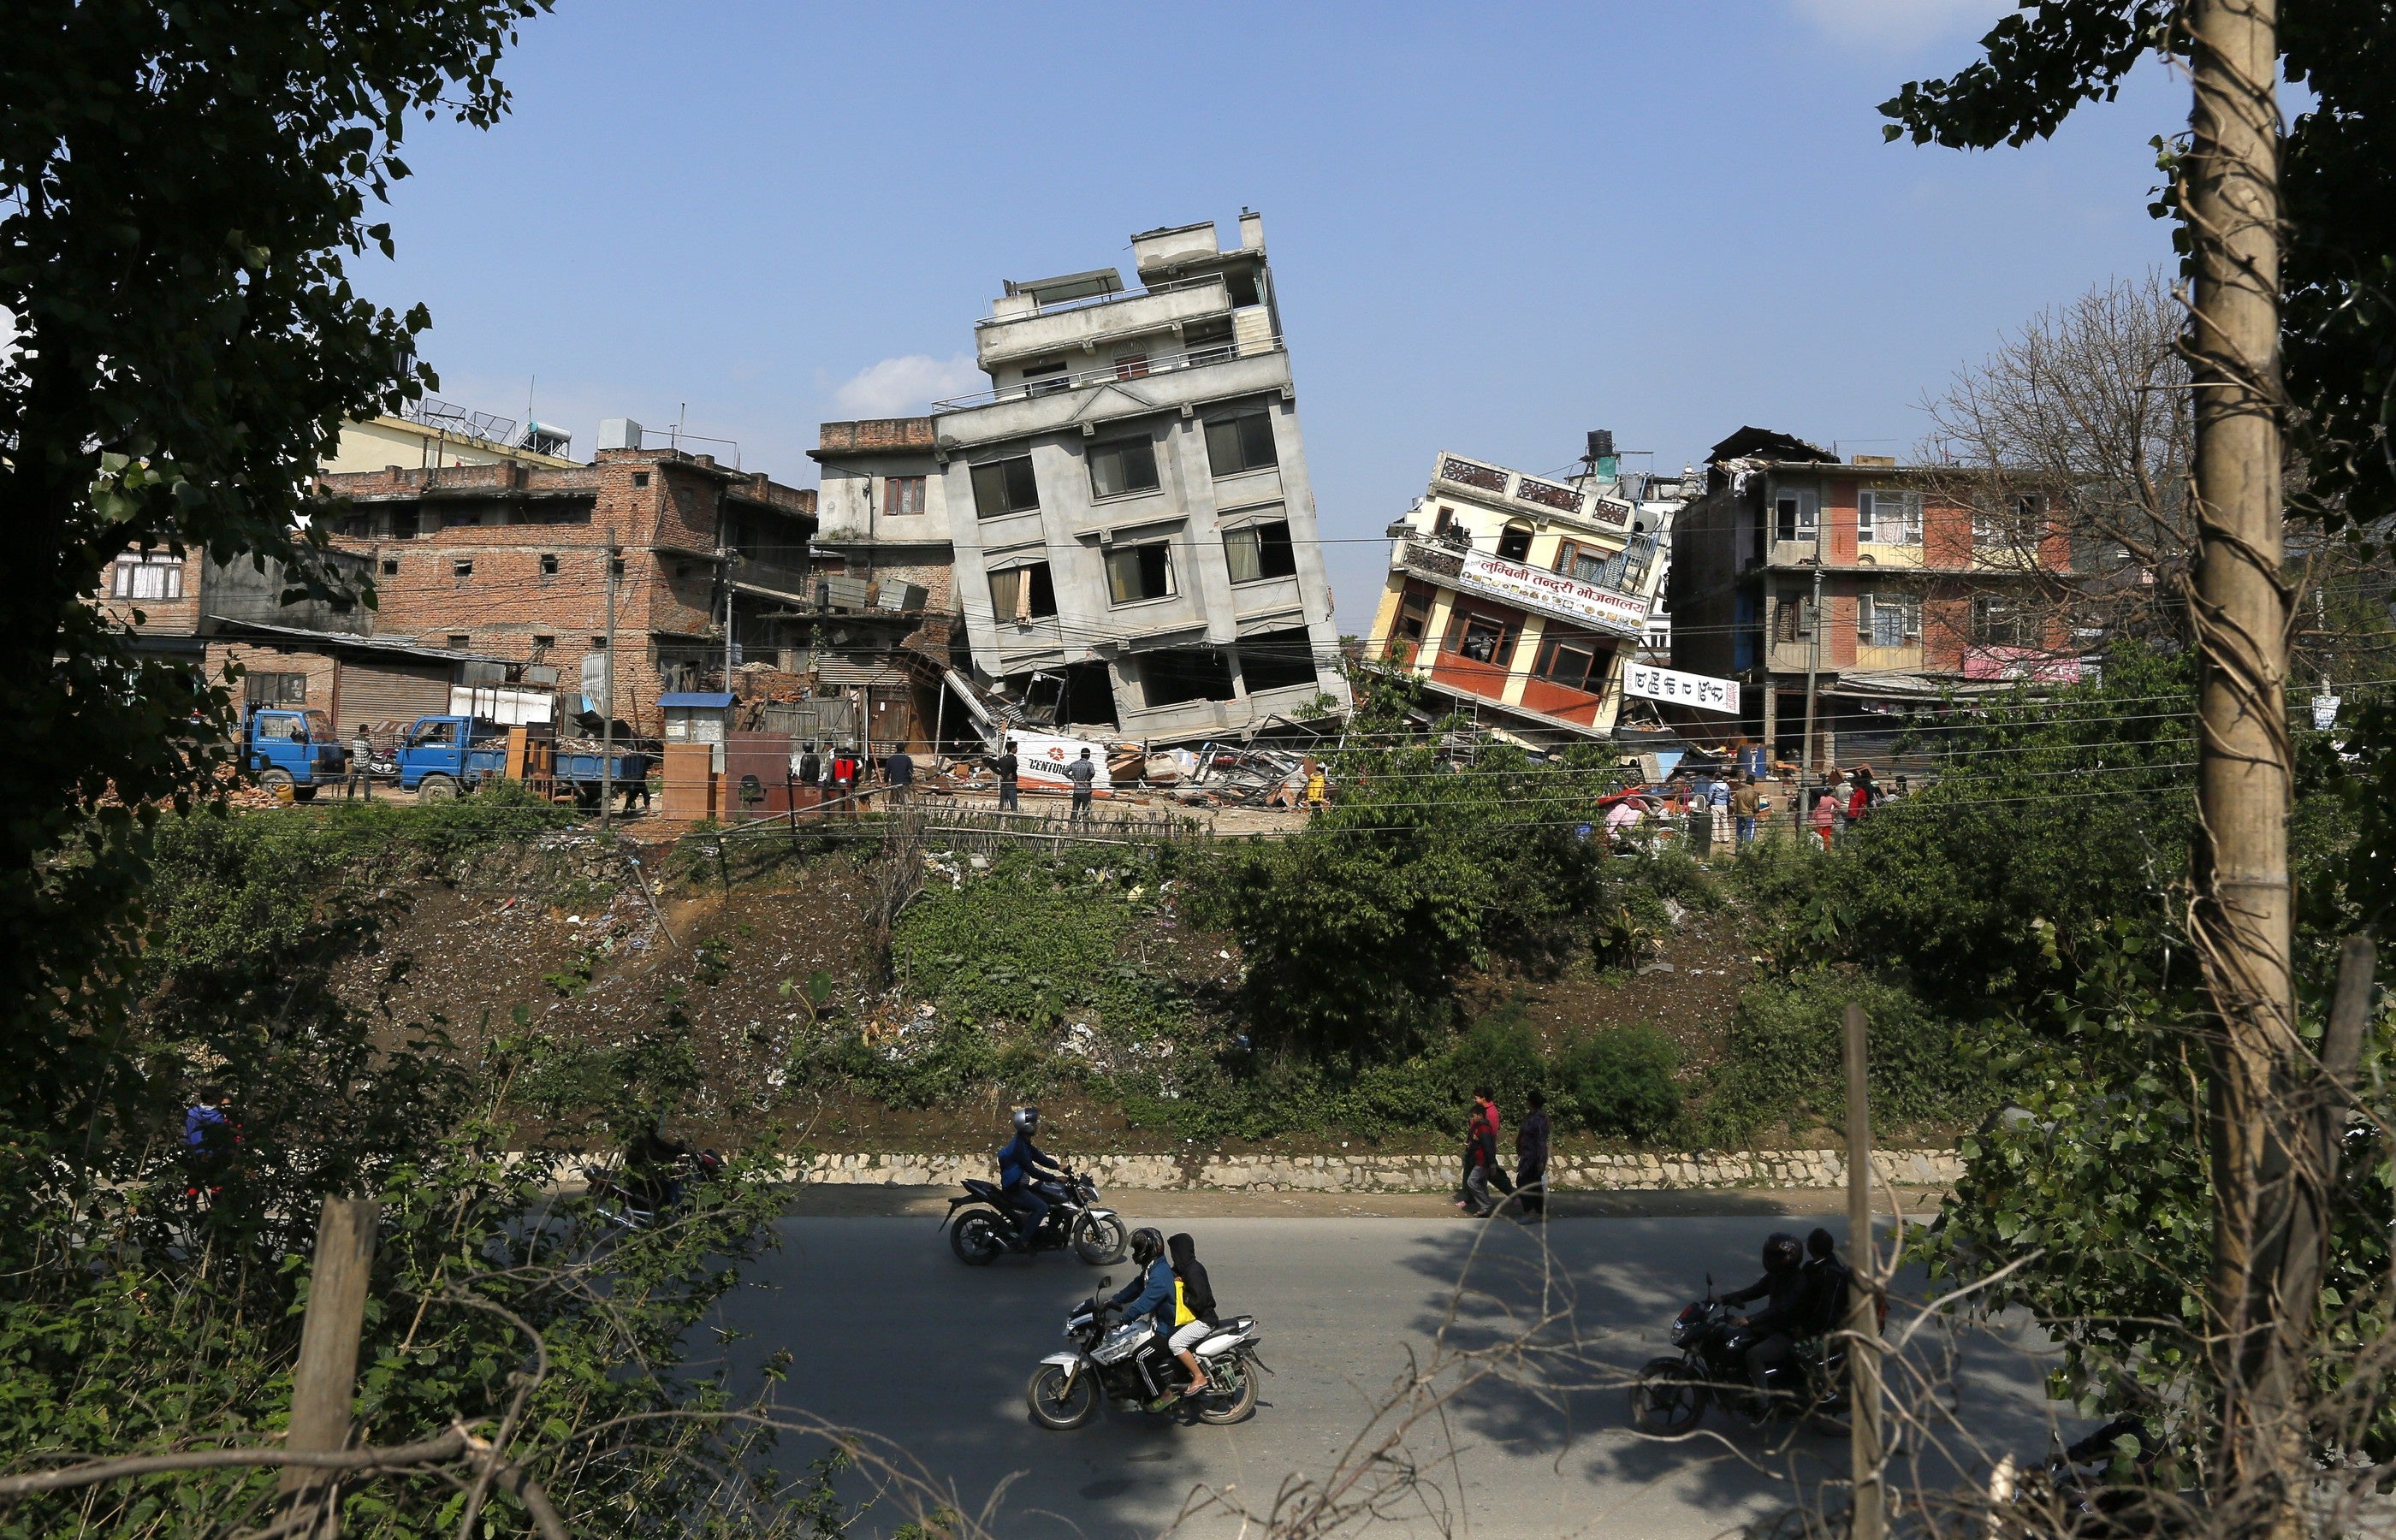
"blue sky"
370,0,2185,628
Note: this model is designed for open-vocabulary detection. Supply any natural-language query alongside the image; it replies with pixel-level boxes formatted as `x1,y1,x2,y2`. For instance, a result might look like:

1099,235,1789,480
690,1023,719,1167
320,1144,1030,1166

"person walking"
1515,1087,1551,1220
829,745,859,815
1810,778,1837,851
342,724,373,801
1730,776,1761,849
1065,746,1097,821
1845,767,1872,830
183,1086,238,1200
1461,1087,1513,1216
993,738,1021,812
883,747,914,808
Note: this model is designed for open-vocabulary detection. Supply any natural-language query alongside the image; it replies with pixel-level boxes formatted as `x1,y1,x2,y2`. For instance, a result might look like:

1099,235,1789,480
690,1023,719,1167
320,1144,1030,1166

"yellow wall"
322,416,580,476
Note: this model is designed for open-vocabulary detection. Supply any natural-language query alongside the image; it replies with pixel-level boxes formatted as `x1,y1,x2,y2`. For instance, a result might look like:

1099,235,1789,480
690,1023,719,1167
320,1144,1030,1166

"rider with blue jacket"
1107,1228,1181,1408
998,1105,1069,1244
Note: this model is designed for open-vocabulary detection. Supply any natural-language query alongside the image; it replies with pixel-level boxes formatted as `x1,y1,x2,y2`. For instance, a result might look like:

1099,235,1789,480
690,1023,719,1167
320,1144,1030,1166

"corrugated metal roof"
209,619,504,665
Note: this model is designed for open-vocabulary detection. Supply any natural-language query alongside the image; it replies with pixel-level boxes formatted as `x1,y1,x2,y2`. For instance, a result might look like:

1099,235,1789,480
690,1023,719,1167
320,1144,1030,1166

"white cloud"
831,353,981,417
1785,0,2013,50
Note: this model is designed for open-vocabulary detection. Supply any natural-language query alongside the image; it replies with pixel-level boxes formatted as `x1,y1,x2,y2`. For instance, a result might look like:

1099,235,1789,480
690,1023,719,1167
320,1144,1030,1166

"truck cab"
243,707,346,800
393,714,507,803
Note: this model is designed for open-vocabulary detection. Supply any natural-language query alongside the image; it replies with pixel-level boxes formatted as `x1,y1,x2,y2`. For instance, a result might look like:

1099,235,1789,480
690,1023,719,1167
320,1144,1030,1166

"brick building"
1667,426,2085,767
316,439,816,735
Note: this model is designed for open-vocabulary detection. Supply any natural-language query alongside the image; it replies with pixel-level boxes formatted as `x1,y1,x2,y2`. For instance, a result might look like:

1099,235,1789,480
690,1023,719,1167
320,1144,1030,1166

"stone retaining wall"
792,1148,1962,1194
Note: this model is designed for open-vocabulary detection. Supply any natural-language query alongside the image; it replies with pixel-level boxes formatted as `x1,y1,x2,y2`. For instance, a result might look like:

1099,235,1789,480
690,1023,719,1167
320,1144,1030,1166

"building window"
246,672,307,706
380,559,400,576
1975,495,2043,548
1113,352,1149,380
610,555,626,577
1443,607,1520,666
632,471,650,488
1184,317,1235,365
539,553,559,576
1775,489,1818,543
1224,519,1298,583
1105,542,1175,605
1204,410,1278,477
1971,595,2025,647
111,553,183,600
1859,592,1919,646
447,633,471,649
1495,523,1533,562
453,559,473,578
531,634,555,654
1531,627,1609,693
1392,582,1437,652
590,636,607,650
1088,436,1160,499
1859,489,1922,544
1237,627,1320,694
882,476,927,517
987,562,1058,622
1140,649,1237,708
1429,505,1453,536
971,455,1040,518
1021,358,1070,397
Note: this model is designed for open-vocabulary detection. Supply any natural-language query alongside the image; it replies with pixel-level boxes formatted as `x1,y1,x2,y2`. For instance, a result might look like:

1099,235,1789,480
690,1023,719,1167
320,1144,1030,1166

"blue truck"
394,714,650,807
241,707,349,801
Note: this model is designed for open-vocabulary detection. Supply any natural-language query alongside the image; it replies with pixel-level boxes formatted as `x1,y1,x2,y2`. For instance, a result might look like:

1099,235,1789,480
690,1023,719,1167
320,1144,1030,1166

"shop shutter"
337,658,453,731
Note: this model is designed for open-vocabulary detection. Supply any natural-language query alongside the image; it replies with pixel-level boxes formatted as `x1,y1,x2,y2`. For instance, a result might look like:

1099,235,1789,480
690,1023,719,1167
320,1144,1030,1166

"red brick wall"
204,641,342,714
1924,500,1974,569
1826,479,1859,566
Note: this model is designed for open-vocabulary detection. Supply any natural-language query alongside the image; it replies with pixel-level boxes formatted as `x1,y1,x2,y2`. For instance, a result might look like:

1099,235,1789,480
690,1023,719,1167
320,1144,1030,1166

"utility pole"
2183,0,2296,1522
281,1198,380,1534
1843,1002,1883,1540
600,529,617,830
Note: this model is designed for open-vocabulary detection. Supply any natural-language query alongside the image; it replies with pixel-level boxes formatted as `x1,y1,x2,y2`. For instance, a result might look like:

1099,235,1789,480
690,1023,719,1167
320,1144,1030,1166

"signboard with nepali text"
1450,548,1651,639
1622,661,1740,715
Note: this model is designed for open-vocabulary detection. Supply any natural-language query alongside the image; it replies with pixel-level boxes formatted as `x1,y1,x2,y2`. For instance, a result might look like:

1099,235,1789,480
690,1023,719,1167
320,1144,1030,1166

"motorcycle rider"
1722,1231,1808,1410
1106,1227,1181,1410
622,1120,691,1212
1165,1232,1218,1398
998,1106,1069,1246
1800,1226,1853,1337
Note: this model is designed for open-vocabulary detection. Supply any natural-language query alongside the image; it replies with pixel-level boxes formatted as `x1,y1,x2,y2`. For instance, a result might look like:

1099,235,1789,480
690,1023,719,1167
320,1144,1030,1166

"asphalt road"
707,1214,2076,1540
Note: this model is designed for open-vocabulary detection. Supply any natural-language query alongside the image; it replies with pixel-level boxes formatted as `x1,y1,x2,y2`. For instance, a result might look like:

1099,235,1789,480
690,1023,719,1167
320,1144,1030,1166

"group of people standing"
984,739,1100,820
1607,761,1907,856
790,742,914,812
1456,1086,1552,1219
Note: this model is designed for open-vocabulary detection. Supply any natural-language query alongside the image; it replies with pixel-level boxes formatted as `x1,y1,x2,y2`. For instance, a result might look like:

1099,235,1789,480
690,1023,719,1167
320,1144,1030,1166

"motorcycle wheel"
1193,1356,1259,1425
1025,1363,1099,1430
1072,1211,1128,1265
1630,1356,1709,1436
949,1209,1005,1266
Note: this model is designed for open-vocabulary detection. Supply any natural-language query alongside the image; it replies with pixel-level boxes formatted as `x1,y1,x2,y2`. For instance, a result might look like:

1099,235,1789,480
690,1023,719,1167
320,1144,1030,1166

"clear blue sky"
370,0,2184,629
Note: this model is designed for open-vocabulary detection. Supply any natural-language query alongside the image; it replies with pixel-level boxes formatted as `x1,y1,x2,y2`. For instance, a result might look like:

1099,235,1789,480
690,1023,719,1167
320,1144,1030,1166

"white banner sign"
1623,661,1741,715
1452,548,1651,639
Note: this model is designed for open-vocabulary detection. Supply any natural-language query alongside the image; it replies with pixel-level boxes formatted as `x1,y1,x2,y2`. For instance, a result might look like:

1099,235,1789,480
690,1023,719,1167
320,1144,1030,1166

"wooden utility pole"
2182,0,2297,1519
282,1198,381,1533
600,529,618,829
1844,1002,1884,1540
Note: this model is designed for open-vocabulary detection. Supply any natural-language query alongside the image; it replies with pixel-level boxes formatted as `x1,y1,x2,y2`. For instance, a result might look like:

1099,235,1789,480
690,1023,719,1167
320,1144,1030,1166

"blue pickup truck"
242,707,349,801
394,714,650,807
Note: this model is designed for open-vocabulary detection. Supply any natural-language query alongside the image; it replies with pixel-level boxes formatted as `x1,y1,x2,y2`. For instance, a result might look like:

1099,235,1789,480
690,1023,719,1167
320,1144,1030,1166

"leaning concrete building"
891,213,1349,741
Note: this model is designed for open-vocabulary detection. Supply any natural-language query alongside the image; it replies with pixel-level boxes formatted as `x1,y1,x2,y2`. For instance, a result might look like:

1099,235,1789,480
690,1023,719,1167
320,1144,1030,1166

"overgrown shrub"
1554,1024,1682,1140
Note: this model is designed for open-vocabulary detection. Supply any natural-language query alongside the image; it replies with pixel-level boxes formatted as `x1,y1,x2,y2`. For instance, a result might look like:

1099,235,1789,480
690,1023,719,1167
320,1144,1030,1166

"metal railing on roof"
931,335,1284,413
978,274,1225,327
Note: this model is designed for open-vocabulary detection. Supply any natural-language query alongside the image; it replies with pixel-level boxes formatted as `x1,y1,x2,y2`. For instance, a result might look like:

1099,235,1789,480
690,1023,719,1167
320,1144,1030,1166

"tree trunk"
2184,0,2298,1525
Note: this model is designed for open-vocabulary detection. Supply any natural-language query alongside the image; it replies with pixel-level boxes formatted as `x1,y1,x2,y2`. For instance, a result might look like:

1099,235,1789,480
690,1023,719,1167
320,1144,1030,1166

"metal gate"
337,658,452,730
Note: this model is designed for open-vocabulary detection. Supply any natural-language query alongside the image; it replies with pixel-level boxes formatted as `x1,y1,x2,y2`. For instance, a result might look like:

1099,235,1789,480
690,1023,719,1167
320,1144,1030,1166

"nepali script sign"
1452,548,1651,639
1623,661,1741,715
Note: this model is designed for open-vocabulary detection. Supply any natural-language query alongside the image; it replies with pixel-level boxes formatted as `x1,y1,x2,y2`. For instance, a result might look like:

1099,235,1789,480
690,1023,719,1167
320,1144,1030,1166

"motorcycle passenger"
1106,1228,1179,1410
1722,1231,1808,1407
998,1106,1069,1245
1800,1226,1853,1338
1165,1232,1218,1398
622,1122,691,1212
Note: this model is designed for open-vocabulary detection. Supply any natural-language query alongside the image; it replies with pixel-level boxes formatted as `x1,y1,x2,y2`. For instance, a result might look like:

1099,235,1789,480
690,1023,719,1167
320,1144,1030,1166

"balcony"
932,342,1290,449
1399,540,1652,641
975,276,1230,367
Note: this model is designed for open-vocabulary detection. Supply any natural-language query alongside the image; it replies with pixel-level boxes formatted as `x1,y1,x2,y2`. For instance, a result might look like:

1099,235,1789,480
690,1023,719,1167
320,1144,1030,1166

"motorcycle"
586,1148,725,1230
942,1168,1127,1266
1630,1282,1848,1435
1024,1276,1267,1429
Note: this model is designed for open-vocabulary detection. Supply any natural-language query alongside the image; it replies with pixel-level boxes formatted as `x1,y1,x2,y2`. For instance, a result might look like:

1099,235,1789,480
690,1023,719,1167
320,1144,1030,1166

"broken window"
1429,504,1454,537
1105,542,1175,604
110,552,183,600
1224,519,1298,583
972,455,1040,518
1971,595,2025,646
1021,358,1070,397
1183,317,1235,365
453,559,474,578
1205,411,1278,477
1140,649,1237,707
1775,488,1818,543
1222,264,1261,308
1088,436,1159,499
1237,628,1320,694
882,476,927,517
1392,582,1437,653
1444,607,1521,667
1495,523,1533,562
987,561,1058,622
1531,626,1610,693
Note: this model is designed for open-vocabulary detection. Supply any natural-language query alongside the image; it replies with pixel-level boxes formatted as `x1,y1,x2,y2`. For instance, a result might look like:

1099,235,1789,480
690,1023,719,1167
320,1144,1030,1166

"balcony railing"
932,335,1284,413
978,274,1225,327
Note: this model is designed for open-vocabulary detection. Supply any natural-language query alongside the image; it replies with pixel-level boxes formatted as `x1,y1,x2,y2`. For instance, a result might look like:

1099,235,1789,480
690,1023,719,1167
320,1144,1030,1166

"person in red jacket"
1460,1087,1514,1216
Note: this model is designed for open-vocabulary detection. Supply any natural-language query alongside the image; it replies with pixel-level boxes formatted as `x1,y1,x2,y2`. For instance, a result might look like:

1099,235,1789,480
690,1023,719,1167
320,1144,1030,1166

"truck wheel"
258,768,294,801
417,774,459,804
293,785,318,803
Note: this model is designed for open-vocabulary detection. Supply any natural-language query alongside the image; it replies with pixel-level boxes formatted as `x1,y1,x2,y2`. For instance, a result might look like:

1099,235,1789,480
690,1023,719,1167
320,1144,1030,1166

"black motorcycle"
1630,1285,1847,1435
1024,1276,1266,1429
943,1168,1127,1266
586,1148,725,1231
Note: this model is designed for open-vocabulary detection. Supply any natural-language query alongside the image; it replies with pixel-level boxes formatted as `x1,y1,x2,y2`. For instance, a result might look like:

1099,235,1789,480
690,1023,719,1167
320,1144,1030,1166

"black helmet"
1129,1227,1165,1266
1011,1106,1039,1134
1763,1232,1802,1272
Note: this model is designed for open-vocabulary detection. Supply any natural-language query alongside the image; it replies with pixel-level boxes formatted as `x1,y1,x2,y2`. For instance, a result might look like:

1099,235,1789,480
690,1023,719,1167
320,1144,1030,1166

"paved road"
707,1215,2073,1540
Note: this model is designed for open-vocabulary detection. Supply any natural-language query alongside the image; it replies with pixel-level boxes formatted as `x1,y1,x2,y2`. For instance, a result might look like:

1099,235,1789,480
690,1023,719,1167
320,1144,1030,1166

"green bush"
1554,1025,1681,1140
